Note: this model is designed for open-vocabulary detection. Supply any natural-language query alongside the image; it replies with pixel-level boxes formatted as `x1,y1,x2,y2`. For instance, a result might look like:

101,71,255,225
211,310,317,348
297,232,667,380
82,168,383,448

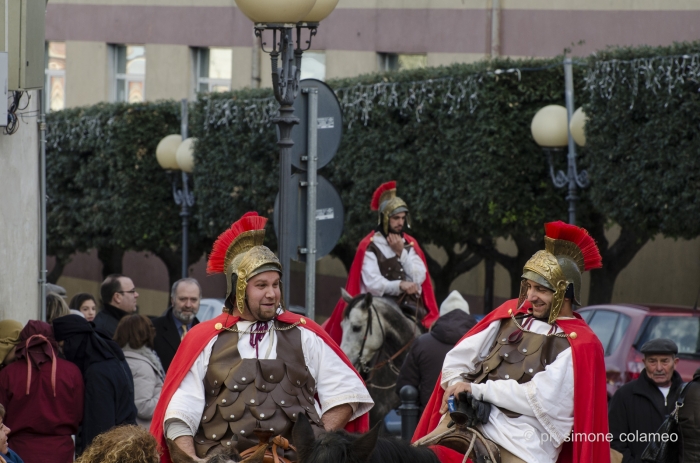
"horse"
339,288,424,428
293,414,439,463
166,438,267,463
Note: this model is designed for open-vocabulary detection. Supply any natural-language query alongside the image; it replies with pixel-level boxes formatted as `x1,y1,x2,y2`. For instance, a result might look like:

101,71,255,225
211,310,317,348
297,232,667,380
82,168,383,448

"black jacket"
152,307,199,372
396,310,478,409
609,369,684,463
93,303,130,338
679,370,700,463
81,358,137,452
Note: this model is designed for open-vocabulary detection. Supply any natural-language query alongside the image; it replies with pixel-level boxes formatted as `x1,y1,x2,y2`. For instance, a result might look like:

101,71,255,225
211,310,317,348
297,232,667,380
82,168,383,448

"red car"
577,304,700,398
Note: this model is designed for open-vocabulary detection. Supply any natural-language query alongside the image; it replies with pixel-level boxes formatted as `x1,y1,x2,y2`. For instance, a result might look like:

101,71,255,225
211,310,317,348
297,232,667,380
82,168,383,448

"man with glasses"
94,274,140,337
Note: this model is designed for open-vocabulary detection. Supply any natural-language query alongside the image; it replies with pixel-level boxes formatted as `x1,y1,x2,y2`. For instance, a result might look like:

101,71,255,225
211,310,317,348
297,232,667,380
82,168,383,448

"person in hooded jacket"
0,321,83,463
396,290,478,411
52,315,137,453
113,314,165,429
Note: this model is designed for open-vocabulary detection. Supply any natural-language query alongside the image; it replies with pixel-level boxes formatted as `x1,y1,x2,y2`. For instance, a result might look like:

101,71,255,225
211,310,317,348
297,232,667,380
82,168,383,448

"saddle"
413,394,501,463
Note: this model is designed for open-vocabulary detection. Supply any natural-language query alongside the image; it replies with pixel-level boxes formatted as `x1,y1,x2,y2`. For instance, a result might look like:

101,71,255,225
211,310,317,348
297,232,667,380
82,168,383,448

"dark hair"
113,314,155,350
47,292,70,324
101,274,125,306
69,293,97,311
0,403,5,419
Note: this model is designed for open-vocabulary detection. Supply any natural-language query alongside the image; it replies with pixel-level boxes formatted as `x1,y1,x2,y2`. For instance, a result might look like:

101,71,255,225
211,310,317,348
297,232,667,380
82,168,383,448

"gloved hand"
470,394,492,425
453,392,491,428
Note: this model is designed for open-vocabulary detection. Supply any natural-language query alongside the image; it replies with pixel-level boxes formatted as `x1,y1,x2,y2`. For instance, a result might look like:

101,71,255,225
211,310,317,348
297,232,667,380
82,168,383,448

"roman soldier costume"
413,222,610,463
150,213,372,463
323,181,439,344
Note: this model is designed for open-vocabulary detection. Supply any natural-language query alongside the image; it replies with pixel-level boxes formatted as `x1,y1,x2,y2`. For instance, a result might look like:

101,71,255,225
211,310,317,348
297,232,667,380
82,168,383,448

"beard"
173,307,196,323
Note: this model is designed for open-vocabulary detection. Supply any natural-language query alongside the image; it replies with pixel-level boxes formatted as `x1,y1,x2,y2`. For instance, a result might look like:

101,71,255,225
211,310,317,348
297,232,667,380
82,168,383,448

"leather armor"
194,322,322,457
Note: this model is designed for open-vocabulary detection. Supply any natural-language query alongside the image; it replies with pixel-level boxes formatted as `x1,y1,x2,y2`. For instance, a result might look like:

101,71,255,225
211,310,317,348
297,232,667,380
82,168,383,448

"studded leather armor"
193,322,322,458
464,315,570,417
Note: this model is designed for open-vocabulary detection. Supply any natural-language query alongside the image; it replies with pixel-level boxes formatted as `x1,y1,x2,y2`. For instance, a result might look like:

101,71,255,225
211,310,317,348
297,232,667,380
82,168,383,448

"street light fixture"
531,103,589,225
156,126,197,279
233,0,339,305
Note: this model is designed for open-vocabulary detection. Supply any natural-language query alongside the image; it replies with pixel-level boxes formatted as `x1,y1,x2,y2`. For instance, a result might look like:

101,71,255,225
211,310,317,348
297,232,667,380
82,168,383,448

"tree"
46,102,208,288
583,41,700,303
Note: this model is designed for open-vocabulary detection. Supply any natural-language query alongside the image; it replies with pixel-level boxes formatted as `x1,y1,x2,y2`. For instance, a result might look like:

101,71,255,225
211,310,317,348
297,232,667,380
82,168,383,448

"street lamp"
530,104,589,225
156,129,196,279
233,0,339,304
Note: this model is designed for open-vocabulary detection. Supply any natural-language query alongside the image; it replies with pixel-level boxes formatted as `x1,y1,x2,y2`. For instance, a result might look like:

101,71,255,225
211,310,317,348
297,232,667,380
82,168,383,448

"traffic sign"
290,79,343,170
274,173,344,263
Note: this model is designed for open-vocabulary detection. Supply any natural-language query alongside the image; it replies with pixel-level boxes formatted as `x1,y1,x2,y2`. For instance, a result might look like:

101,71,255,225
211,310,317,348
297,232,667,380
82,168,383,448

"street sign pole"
303,88,319,320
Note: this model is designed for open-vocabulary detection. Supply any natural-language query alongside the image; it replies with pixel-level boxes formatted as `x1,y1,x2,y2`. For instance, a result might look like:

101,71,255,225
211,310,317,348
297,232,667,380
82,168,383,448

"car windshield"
637,316,700,358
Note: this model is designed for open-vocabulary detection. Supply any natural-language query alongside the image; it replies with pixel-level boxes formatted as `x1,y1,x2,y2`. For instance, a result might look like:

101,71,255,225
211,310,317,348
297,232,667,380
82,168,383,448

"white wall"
0,90,40,324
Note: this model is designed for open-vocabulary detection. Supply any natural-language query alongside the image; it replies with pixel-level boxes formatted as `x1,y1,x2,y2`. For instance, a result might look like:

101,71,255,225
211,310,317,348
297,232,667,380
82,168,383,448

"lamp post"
233,0,339,305
530,96,589,224
156,100,196,279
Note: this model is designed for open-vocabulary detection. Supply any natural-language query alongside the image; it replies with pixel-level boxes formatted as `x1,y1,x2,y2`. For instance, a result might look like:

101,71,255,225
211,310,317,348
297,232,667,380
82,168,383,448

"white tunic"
164,318,374,436
441,317,575,463
361,232,427,296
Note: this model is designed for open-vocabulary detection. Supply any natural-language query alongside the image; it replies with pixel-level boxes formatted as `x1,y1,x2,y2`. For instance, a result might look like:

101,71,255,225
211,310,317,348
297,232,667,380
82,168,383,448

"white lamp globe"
530,105,569,148
155,134,182,170
176,138,196,174
569,107,588,147
302,0,340,22
234,0,317,24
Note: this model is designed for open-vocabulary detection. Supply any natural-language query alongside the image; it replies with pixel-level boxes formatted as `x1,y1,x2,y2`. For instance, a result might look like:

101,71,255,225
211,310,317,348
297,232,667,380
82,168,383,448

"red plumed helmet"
370,181,397,211
544,221,602,271
206,212,268,275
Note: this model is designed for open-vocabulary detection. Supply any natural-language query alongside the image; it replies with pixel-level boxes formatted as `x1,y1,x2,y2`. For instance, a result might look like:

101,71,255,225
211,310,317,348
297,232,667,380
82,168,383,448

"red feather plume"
206,212,268,274
370,181,397,211
545,221,602,271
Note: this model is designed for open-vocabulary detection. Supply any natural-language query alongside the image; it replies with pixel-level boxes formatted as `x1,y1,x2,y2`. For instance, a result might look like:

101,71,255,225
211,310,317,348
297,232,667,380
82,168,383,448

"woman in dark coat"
52,315,137,452
0,321,83,463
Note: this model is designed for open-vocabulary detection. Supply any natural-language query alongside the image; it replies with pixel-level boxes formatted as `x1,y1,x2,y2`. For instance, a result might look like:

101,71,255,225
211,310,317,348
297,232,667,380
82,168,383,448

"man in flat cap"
609,338,684,463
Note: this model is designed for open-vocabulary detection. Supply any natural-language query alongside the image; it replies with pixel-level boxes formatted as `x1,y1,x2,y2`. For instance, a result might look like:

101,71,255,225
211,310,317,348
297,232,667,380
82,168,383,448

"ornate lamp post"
233,0,339,304
156,101,196,278
530,104,588,225
531,58,590,225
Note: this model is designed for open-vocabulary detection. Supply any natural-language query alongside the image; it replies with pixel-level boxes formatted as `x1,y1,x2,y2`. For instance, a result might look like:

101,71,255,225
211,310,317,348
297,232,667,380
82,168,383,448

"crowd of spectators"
0,273,697,463
0,274,205,463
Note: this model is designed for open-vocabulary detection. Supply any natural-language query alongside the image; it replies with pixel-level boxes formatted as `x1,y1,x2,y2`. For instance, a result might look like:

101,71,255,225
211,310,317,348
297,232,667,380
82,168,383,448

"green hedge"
46,41,700,302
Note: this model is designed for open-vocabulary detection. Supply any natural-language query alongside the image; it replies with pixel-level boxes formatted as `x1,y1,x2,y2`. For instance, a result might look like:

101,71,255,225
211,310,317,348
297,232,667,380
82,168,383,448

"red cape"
413,299,610,463
150,311,370,463
323,231,439,344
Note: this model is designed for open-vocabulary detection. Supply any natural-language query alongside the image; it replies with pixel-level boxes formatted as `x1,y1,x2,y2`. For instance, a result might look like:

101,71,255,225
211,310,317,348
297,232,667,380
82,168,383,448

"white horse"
339,288,423,428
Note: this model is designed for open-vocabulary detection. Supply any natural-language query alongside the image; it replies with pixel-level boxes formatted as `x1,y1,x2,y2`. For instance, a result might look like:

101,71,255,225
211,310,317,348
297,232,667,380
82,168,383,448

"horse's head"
293,414,380,463
339,288,386,369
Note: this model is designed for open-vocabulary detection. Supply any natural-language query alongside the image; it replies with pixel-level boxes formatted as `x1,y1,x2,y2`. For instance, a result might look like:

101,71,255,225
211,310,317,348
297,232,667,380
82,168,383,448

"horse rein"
356,300,420,389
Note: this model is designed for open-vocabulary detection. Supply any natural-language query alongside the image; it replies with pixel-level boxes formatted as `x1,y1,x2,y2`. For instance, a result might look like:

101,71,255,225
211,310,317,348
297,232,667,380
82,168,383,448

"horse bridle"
356,301,419,389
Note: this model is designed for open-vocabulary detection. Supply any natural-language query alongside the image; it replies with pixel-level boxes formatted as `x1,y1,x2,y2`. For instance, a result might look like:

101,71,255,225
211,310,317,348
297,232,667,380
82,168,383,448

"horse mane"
343,293,369,319
370,436,440,463
297,429,440,463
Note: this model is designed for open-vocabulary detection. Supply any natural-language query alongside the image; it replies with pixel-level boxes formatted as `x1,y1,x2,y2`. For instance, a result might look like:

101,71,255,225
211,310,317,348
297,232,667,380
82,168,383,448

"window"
378,53,427,72
587,310,627,356
112,45,145,102
637,316,700,357
194,47,232,93
45,42,66,112
301,51,326,81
